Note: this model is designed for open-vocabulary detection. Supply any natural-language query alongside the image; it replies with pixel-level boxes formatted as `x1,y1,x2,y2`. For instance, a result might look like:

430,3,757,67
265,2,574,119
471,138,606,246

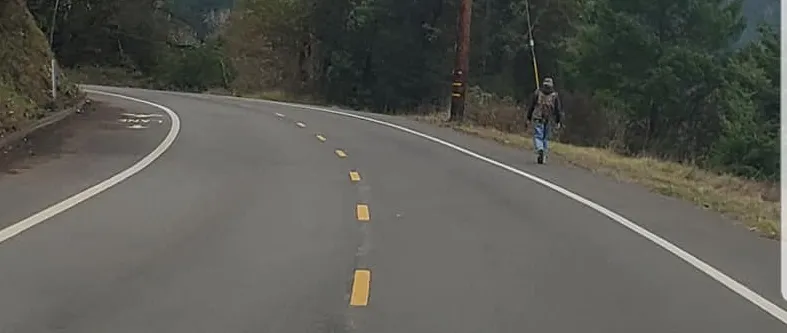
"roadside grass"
242,89,320,105
412,112,780,240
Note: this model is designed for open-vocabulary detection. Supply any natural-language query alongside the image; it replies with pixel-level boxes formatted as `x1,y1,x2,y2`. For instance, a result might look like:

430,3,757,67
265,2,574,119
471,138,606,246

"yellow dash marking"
335,149,347,158
350,269,371,306
451,93,461,97
356,204,370,221
452,82,462,87
349,171,361,182
316,135,327,142
296,122,306,128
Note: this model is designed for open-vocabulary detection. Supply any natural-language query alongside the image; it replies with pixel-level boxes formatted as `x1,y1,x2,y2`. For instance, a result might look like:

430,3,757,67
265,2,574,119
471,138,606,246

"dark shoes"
536,149,545,164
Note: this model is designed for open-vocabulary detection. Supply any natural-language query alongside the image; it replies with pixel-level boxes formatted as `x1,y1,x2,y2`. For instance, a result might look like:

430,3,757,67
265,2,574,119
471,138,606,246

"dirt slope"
0,0,81,139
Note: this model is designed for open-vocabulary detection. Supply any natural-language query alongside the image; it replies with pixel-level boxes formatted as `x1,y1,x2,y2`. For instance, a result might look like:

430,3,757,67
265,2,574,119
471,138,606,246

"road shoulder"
0,93,171,231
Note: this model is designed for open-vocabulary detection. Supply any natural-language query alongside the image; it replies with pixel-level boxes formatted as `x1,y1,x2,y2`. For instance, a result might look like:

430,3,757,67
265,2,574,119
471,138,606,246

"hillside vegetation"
19,0,780,237
0,0,80,139
224,0,780,237
222,0,779,179
26,0,233,93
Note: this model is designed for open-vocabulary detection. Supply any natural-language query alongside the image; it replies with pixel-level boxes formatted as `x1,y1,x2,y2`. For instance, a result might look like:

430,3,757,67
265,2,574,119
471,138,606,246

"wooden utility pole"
449,0,473,122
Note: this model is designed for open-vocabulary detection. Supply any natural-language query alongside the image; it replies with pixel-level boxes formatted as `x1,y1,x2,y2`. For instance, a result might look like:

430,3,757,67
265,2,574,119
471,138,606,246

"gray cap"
542,77,554,87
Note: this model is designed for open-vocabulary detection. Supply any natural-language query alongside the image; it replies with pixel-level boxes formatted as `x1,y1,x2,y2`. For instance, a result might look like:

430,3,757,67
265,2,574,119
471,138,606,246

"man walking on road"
526,77,563,164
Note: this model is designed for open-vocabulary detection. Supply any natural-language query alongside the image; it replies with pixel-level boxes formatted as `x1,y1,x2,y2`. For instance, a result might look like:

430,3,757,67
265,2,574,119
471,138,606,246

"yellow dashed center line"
316,134,327,142
356,204,370,221
335,149,347,158
350,269,371,306
349,171,361,182
296,122,306,128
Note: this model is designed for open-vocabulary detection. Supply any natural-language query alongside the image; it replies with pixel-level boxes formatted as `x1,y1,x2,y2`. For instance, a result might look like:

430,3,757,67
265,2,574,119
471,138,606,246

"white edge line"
67,88,787,323
0,90,181,244
780,0,787,304
220,94,787,324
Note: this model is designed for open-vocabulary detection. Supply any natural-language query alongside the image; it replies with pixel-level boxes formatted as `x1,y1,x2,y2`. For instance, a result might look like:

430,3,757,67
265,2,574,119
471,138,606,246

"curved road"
0,86,785,332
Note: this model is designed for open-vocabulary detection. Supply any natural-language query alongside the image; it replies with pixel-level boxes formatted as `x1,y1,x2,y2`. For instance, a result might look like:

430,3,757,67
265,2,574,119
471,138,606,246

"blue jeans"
533,121,549,153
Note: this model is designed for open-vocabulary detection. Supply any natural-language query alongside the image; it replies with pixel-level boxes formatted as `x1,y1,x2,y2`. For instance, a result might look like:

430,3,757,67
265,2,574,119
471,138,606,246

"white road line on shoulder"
0,90,181,244
222,95,787,325
781,39,787,303
81,88,787,323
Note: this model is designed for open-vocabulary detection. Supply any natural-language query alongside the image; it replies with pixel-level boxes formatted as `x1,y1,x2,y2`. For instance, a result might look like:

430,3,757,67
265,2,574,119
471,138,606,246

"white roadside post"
49,0,60,101
51,58,57,100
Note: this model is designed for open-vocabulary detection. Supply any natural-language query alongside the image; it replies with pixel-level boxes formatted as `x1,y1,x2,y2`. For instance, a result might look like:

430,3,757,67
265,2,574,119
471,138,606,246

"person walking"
526,77,563,164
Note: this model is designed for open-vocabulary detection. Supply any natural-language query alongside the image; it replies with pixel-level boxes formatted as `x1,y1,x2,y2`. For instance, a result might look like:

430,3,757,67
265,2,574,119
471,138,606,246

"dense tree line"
26,0,232,91
561,0,779,179
224,0,779,180
25,0,780,180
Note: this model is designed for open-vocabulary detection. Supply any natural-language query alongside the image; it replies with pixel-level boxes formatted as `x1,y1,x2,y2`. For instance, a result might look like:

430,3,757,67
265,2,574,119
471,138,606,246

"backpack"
532,89,557,121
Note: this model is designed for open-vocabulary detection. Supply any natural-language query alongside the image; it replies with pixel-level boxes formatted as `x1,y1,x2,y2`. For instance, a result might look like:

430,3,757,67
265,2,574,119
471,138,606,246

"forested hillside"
0,0,79,139
223,0,779,182
21,0,779,182
25,0,233,91
166,0,235,39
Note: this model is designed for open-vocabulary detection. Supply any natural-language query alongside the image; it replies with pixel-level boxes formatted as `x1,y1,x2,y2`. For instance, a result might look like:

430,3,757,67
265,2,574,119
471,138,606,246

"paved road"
0,86,785,332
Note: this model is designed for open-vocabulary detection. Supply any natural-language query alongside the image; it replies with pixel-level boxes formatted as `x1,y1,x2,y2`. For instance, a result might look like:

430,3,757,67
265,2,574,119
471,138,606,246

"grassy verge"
412,112,780,240
239,89,322,105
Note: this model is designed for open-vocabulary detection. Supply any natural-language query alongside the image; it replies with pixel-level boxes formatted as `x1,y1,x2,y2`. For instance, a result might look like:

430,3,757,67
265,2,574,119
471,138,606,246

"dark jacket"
527,88,563,124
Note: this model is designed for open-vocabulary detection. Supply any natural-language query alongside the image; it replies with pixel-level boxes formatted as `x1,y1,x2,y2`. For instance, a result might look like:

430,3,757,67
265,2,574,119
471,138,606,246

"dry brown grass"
236,89,327,107
412,111,780,239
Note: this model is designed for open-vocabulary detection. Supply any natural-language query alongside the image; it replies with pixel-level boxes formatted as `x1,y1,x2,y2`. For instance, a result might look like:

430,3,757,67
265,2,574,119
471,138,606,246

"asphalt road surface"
0,86,785,333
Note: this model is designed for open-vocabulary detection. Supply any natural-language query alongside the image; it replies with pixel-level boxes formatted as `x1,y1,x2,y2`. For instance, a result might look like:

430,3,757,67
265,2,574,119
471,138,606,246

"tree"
26,0,171,71
561,0,748,159
709,24,779,179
